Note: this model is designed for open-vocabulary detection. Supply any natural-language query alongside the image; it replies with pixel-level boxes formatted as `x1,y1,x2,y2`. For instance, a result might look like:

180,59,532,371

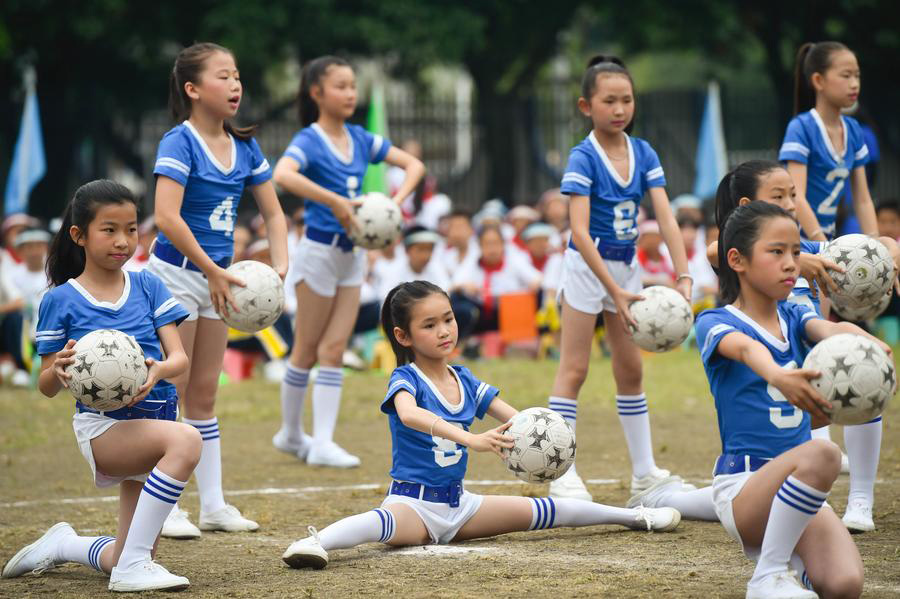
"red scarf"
636,247,675,280
530,253,549,272
480,257,505,313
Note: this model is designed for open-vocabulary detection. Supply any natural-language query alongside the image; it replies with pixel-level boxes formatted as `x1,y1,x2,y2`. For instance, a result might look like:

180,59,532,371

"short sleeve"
246,138,273,186
847,120,870,169
381,367,418,414
560,149,593,196
361,128,391,164
35,290,68,355
800,241,823,255
696,311,738,365
154,129,192,186
143,272,189,329
782,301,821,341
283,131,313,173
642,144,666,188
457,366,499,419
779,118,811,164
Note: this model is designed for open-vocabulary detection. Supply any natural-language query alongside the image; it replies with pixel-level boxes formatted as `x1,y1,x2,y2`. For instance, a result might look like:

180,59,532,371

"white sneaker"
306,441,360,468
342,350,366,371
272,429,313,461
630,466,673,494
842,499,875,533
628,506,681,532
840,452,850,474
160,506,201,540
745,570,817,599
626,475,684,509
199,504,259,532
108,559,189,592
2,522,74,578
11,369,30,387
282,526,329,570
549,466,592,501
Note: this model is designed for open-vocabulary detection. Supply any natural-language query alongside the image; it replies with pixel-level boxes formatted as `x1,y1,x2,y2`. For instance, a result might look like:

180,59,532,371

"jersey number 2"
209,196,235,235
433,422,464,467
767,361,803,429
817,167,850,217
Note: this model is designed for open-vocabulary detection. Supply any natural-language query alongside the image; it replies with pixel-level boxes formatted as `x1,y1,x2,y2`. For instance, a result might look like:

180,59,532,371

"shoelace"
633,505,654,531
772,570,803,588
307,526,321,544
31,557,56,576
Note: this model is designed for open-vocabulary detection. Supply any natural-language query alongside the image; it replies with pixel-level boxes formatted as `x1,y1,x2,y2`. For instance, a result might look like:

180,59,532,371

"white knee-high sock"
57,534,116,572
752,475,828,581
312,367,344,445
280,365,310,441
116,468,187,571
316,508,396,550
529,497,641,529
616,393,656,477
653,486,718,521
548,396,577,432
183,417,226,514
809,425,831,441
844,417,882,507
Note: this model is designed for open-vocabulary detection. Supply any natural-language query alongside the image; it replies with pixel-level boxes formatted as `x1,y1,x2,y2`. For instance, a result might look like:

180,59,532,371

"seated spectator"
473,199,514,241
232,222,253,261
124,216,157,271
10,228,51,316
0,247,27,385
439,209,478,276
507,205,540,256
1,213,41,265
665,214,717,309
375,226,449,300
636,220,674,287
538,188,569,245
521,222,563,292
876,200,900,242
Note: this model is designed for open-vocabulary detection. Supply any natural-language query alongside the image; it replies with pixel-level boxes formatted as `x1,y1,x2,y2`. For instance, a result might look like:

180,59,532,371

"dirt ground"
2,351,899,598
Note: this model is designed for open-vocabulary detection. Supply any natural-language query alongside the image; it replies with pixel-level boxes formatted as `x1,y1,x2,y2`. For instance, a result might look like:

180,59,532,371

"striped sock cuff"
142,468,187,505
776,475,828,516
616,394,648,416
373,508,395,543
284,365,310,388
87,536,115,571
184,417,220,441
316,367,344,388
529,497,557,530
548,397,577,426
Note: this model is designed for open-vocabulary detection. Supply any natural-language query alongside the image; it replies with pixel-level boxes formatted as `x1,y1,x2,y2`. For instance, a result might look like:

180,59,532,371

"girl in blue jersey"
150,43,289,537
695,202,889,598
272,56,425,468
780,42,876,242
546,56,693,502
2,181,197,592
279,280,680,569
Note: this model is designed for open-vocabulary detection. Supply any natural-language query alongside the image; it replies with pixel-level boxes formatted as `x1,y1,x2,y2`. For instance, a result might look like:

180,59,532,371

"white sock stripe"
784,475,829,501
284,366,310,387
148,470,186,494
182,417,218,427
88,536,115,571
385,510,395,541
548,397,577,406
199,431,221,441
615,393,647,401
143,479,182,503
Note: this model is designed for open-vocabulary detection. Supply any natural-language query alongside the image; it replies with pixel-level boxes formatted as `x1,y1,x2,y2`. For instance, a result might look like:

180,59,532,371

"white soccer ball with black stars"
502,407,575,483
822,234,894,310
349,192,403,250
221,260,285,333
629,286,694,352
66,329,148,411
803,333,895,425
832,289,892,323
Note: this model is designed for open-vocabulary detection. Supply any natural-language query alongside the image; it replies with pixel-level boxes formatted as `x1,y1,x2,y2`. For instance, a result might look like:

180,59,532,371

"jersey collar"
724,304,789,352
67,271,131,311
809,108,847,166
312,123,355,165
411,363,466,414
183,120,236,175
589,131,635,188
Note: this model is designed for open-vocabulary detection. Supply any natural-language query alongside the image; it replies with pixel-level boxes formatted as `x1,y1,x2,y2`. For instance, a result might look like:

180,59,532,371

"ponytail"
380,280,449,366
581,54,635,133
46,180,136,287
792,41,851,115
714,160,783,231
298,55,351,127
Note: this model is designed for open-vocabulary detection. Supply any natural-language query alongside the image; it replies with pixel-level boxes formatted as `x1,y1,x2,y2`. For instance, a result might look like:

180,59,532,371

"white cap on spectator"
521,222,556,241
14,228,52,247
672,194,701,212
508,205,540,222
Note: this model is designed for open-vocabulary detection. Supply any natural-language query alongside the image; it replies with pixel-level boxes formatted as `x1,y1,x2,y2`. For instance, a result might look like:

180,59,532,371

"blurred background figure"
636,220,674,287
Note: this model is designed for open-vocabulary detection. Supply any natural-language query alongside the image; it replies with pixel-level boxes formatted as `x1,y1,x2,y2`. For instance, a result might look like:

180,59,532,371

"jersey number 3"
433,422,464,467
767,361,803,429
209,196,235,235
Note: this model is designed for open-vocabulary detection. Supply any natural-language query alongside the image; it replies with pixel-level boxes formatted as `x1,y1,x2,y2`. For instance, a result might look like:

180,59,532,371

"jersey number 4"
209,196,235,235
767,361,803,429
433,422,464,467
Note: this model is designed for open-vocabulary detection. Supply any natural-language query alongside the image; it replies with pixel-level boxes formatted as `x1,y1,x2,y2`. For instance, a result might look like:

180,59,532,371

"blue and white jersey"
696,303,821,459
381,363,499,486
282,123,391,234
153,121,272,261
779,109,870,239
787,240,825,314
561,132,666,248
35,270,189,409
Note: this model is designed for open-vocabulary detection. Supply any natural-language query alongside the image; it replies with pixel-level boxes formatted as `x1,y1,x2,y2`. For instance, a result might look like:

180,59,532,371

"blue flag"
692,81,727,201
4,67,46,216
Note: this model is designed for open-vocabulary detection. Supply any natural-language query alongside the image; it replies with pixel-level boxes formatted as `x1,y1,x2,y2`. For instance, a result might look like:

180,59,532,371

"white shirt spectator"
452,251,542,297
375,256,450,301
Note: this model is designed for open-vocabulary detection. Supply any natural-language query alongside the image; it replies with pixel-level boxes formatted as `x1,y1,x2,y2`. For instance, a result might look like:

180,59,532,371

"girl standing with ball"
272,56,424,468
150,42,289,538
546,56,693,501
3,180,197,592
280,281,680,570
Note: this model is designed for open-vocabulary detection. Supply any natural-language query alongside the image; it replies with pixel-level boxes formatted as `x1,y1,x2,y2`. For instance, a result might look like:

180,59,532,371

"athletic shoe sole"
282,551,328,570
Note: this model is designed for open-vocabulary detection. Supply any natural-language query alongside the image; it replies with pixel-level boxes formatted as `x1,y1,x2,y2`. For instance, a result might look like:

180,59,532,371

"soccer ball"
803,333,895,425
221,260,285,333
66,329,148,411
502,407,575,483
832,289,891,323
821,234,894,310
629,286,694,352
348,192,403,250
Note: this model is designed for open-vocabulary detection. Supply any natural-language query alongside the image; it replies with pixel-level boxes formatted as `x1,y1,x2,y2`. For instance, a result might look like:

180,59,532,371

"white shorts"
557,248,641,314
381,490,484,544
286,236,365,298
147,254,218,321
73,412,149,488
712,471,755,558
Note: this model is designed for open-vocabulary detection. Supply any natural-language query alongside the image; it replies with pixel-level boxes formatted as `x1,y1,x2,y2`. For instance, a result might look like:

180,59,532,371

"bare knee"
317,339,346,367
796,439,842,488
818,568,863,599
558,361,589,395
168,423,202,470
